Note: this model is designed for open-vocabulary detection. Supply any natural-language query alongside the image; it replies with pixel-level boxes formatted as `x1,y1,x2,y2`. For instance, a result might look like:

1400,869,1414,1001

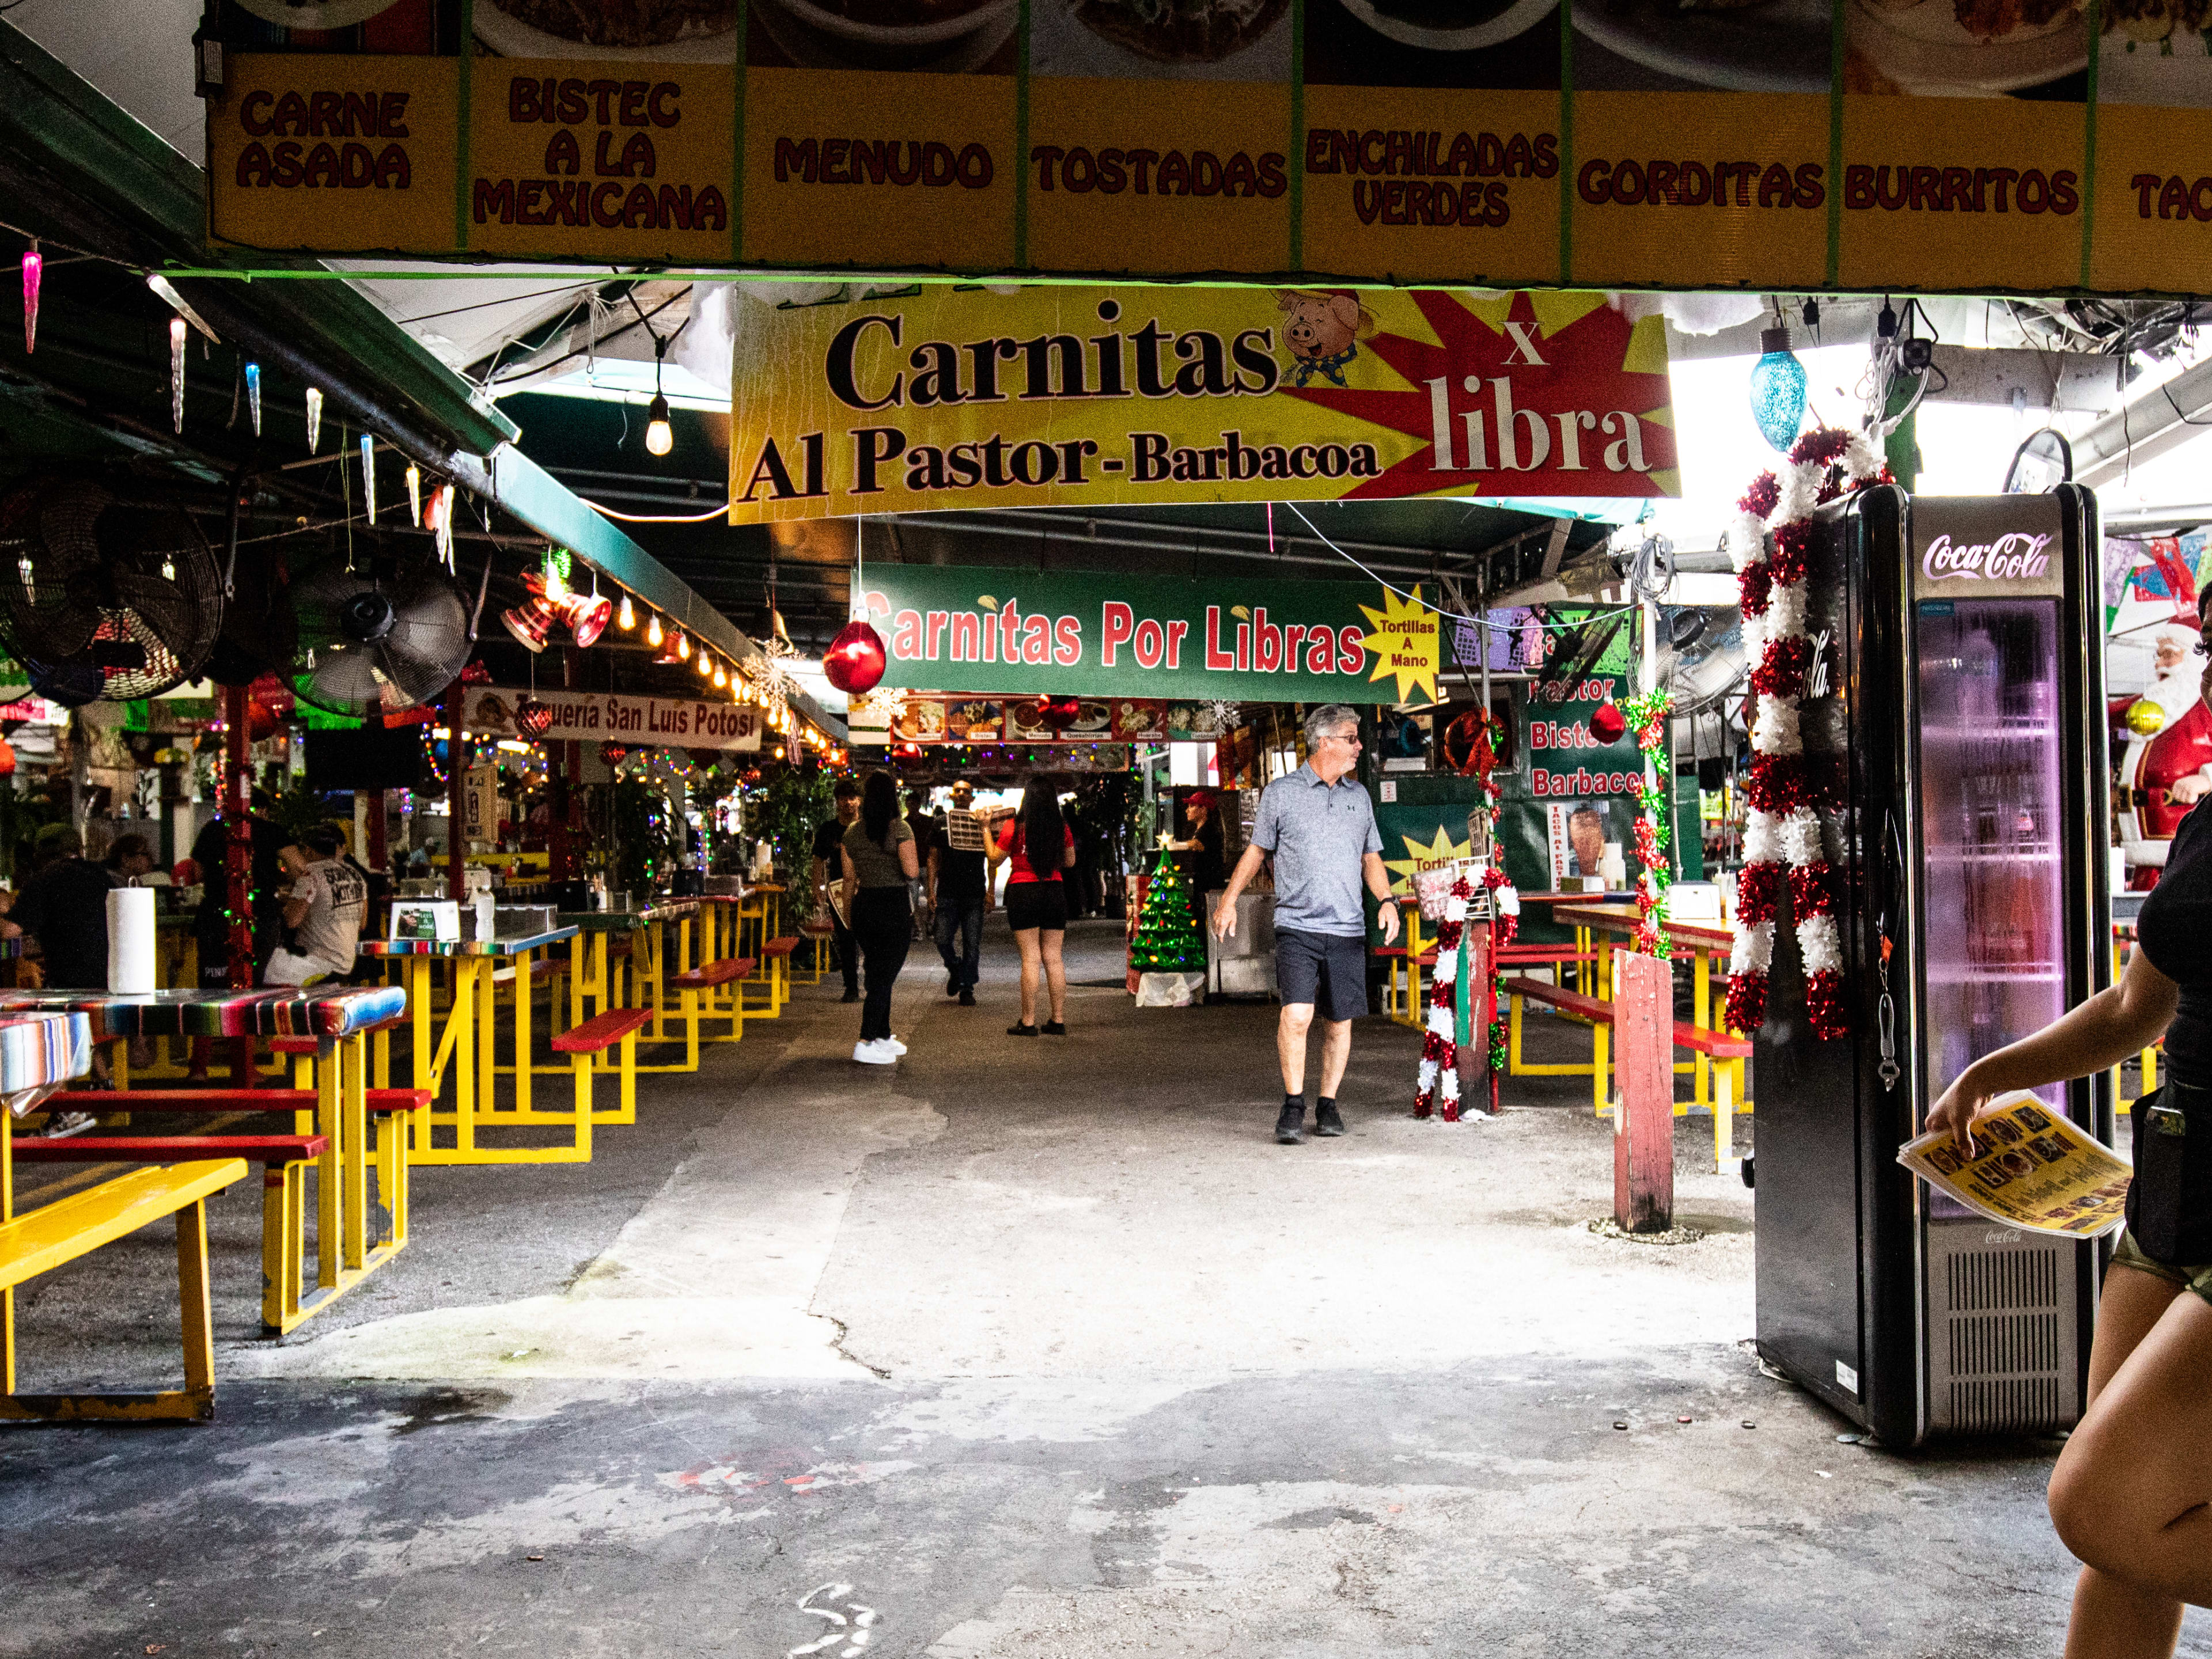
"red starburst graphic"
1285,291,1675,501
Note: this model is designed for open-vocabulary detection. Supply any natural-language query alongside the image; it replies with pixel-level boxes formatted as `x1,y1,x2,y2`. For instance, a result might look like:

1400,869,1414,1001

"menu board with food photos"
206,0,2206,295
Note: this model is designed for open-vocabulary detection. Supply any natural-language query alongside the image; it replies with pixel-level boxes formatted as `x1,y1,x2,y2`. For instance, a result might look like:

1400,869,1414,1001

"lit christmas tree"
1130,849,1206,974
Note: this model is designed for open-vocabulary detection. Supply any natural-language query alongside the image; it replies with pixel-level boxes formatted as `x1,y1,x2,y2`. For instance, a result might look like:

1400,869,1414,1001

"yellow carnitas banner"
725,286,1675,523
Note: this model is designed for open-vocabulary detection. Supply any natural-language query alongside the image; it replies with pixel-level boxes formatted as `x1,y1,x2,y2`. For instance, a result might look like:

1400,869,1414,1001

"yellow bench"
1,1157,248,1423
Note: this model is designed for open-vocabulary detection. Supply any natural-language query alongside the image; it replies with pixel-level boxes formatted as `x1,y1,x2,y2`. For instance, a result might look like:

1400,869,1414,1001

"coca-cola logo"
1921,531,2054,584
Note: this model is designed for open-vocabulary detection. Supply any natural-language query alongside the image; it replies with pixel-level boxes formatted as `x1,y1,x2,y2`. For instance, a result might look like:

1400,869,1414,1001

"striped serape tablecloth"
0,984,407,1040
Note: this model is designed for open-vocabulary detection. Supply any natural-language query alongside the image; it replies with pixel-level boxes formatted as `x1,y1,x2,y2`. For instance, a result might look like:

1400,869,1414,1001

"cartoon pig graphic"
1275,290,1375,388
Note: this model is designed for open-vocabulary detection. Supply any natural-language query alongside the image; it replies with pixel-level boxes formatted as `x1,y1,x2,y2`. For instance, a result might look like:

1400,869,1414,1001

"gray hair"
1304,704,1361,748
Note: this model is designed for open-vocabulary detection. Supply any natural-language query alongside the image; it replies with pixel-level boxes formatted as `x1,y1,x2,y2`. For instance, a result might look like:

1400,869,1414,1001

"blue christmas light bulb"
1748,325,1808,453
243,361,262,437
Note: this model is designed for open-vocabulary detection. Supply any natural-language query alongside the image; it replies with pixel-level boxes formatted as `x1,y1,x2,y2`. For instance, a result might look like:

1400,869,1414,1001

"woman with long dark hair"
839,770,919,1065
990,777,1077,1036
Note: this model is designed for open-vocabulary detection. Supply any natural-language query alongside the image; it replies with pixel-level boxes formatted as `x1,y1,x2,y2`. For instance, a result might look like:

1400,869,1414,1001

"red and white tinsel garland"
1416,878,1471,1122
1726,426,1887,1041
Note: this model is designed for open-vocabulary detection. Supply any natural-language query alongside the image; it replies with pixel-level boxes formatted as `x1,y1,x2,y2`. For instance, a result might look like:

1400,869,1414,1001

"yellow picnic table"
359,926,585,1165
1552,904,1741,1108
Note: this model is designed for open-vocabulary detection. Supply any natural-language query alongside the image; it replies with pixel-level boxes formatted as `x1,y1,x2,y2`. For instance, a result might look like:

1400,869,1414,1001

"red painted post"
223,684,256,1088
444,682,467,907
1612,949,1674,1232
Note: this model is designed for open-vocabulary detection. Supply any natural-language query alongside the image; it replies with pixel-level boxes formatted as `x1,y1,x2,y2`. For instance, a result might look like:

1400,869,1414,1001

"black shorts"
1276,928,1369,1022
1003,880,1068,933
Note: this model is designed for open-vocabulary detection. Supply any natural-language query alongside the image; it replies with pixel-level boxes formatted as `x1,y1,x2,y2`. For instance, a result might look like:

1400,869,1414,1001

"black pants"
852,887,912,1041
829,906,858,994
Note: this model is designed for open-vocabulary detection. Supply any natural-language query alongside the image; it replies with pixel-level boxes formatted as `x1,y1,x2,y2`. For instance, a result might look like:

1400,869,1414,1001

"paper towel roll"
107,885,155,994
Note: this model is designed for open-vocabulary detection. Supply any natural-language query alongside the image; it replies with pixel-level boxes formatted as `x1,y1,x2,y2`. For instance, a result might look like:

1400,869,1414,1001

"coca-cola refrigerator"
1754,484,2109,1446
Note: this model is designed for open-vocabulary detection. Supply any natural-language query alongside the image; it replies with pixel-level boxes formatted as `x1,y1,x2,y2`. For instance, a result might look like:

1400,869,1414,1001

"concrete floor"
2,921,2195,1658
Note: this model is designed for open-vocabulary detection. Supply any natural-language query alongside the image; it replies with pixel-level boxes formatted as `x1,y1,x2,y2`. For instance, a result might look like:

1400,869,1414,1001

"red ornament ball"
1590,700,1626,743
893,741,924,761
513,697,554,738
823,618,888,696
600,740,627,766
1035,694,1081,731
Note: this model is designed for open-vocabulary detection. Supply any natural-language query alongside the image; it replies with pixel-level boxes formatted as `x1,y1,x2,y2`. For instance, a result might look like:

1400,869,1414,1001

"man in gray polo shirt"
1212,703,1402,1144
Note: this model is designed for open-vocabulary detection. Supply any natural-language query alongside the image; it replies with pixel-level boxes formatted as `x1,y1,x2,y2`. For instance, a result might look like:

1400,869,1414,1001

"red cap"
1186,790,1214,812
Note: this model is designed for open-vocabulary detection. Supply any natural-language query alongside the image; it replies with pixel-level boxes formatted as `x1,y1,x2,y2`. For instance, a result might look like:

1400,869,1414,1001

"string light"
675,630,691,662
359,432,377,523
244,360,262,435
695,650,713,679
618,594,635,630
646,613,663,648
712,660,728,688
305,385,324,451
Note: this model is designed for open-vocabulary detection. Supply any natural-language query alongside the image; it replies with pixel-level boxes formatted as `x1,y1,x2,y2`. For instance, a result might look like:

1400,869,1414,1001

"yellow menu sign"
196,0,2212,299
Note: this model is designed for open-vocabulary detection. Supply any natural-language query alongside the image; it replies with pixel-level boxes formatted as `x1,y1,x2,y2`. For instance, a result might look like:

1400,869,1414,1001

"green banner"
858,563,1442,703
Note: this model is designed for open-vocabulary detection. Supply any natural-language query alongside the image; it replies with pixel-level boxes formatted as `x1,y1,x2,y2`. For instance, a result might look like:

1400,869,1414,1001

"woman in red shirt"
990,779,1077,1036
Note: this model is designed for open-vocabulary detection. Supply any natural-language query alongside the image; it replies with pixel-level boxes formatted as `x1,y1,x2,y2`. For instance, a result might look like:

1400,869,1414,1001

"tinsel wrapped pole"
1725,426,1887,1040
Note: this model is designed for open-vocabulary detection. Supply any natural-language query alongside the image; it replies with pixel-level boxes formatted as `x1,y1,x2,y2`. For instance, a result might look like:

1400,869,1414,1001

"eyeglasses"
1325,729,1362,747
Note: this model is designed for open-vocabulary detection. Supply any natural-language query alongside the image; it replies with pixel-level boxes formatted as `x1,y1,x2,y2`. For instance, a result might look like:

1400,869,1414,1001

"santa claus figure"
2119,619,2212,884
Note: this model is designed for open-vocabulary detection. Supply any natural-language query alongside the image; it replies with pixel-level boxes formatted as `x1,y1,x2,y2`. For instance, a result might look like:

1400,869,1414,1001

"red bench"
671,956,753,990
550,1007,652,1131
1502,975,1753,1162
668,957,752,1060
12,1133,325,1166
53,1086,427,1328
14,1128,343,1335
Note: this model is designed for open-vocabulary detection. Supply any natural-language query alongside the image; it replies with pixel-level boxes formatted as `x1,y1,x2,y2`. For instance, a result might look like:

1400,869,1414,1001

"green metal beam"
457,444,843,740
0,19,517,460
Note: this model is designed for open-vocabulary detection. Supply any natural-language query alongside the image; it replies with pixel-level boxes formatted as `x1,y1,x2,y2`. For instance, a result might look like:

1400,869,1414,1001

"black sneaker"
1275,1102,1305,1145
946,973,959,998
958,988,976,1006
1007,1022,1038,1037
1314,1101,1345,1137
841,988,860,1003
1041,1020,1066,1036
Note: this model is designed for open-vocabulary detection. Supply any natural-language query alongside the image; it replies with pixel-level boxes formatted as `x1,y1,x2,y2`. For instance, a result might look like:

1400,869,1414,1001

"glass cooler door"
1916,599,2067,1214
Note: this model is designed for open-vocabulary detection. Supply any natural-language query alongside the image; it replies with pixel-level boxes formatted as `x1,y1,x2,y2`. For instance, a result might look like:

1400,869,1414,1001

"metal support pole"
444,682,467,908
224,683,256,1086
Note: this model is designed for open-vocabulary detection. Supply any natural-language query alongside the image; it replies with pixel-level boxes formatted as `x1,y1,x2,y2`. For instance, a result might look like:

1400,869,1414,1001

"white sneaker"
41,1109,97,1139
884,1036,908,1055
852,1039,897,1065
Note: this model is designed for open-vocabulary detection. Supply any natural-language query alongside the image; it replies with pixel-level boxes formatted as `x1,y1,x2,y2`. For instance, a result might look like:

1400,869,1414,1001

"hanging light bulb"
305,385,324,451
20,242,38,355
696,649,713,679
618,593,635,631
646,613,664,648
713,659,728,688
169,316,187,433
675,630,691,662
406,462,422,527
1748,319,1808,453
643,331,673,457
360,433,378,524
244,361,262,436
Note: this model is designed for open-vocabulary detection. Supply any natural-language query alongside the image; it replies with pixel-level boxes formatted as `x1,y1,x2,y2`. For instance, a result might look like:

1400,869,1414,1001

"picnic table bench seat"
540,1007,650,1134
1503,976,1753,1161
0,1157,247,1421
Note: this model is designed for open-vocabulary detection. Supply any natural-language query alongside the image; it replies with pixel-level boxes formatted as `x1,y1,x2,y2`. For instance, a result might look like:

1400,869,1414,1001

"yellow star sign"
1382,823,1470,897
1357,586,1441,703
